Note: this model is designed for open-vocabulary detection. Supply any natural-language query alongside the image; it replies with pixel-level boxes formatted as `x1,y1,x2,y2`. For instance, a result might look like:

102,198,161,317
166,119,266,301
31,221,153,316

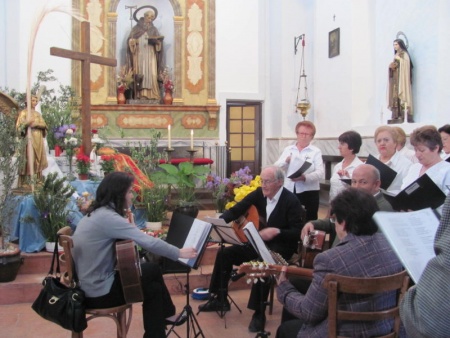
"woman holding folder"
401,126,450,200
373,126,412,192
274,121,324,221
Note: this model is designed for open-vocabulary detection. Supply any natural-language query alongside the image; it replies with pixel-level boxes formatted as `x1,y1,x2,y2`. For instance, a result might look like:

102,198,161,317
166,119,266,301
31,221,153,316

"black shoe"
248,313,266,332
165,312,188,326
198,297,230,312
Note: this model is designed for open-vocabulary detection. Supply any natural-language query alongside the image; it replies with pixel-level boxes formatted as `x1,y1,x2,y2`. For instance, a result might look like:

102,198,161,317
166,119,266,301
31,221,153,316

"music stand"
196,219,243,324
243,222,277,338
162,212,213,338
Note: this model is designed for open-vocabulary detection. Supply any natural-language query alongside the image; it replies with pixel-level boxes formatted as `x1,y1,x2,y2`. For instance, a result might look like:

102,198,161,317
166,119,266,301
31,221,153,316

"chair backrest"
323,270,409,338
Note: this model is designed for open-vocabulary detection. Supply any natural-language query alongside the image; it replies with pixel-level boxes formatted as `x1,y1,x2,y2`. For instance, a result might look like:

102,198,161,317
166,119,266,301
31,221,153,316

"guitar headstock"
237,261,280,284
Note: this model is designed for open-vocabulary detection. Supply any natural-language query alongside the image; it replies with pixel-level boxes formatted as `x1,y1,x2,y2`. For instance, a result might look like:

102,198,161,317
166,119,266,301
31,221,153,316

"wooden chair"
323,270,409,338
57,231,133,338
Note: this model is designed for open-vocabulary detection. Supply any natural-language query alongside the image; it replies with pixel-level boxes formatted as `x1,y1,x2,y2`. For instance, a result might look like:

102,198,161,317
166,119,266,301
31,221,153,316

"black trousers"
276,319,304,338
209,243,271,311
295,190,320,222
85,262,175,338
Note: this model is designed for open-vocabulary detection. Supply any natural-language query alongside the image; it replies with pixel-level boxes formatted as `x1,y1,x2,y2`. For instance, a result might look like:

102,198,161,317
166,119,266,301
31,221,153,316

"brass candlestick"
186,149,197,162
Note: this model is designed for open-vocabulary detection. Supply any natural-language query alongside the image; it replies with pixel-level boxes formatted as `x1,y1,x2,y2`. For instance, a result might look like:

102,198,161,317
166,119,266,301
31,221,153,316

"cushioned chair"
323,270,409,338
57,229,133,338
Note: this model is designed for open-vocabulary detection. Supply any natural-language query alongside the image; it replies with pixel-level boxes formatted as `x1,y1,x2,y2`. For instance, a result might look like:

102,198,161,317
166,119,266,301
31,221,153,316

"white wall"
0,0,72,92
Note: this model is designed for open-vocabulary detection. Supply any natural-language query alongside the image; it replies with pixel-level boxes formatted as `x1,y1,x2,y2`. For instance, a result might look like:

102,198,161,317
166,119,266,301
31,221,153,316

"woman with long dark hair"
72,172,197,338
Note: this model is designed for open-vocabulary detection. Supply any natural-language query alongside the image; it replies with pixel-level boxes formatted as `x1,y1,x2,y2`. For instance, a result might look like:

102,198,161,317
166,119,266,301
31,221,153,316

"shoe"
248,313,266,332
165,312,188,326
198,296,230,312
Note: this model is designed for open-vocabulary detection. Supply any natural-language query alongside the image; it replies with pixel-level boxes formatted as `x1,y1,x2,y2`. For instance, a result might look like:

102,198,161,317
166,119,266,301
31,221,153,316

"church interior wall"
1,0,449,167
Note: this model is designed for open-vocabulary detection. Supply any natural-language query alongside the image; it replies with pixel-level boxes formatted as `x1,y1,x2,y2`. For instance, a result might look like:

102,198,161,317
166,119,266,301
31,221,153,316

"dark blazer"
400,194,450,337
221,187,304,258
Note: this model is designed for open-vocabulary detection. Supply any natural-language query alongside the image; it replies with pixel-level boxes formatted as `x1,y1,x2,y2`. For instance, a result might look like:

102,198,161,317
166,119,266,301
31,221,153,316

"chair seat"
86,303,131,315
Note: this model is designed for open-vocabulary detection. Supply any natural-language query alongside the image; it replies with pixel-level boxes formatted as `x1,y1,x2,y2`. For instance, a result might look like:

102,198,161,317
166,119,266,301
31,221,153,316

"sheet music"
243,222,276,264
204,216,243,245
178,218,212,267
286,155,311,179
373,208,439,283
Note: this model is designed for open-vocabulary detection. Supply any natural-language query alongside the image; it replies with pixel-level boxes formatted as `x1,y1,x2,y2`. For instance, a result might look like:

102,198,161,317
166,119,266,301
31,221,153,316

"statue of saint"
388,38,414,123
126,7,164,101
16,95,48,186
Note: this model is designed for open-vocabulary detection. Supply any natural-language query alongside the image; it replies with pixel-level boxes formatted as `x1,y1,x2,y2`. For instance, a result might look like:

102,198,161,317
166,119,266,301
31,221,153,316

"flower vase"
163,90,173,105
67,156,75,181
215,198,227,214
117,87,126,104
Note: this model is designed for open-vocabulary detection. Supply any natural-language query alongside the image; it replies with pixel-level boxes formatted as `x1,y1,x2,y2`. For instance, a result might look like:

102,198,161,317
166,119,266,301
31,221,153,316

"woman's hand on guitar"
259,227,280,241
301,222,315,240
179,247,197,259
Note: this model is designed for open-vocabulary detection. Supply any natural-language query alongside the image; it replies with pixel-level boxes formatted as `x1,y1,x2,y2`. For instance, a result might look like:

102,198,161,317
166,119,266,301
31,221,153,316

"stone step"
0,243,251,305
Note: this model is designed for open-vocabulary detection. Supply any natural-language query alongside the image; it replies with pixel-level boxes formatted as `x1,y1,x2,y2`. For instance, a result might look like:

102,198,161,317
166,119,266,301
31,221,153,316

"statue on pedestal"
126,6,164,102
15,95,48,186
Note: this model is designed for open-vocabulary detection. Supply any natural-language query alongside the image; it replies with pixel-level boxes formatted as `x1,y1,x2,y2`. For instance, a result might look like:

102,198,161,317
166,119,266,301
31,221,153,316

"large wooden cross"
50,21,117,156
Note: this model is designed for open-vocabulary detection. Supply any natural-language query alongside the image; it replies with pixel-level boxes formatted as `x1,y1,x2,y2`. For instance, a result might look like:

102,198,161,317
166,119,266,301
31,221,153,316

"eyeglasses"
261,179,277,185
329,216,336,223
296,132,312,137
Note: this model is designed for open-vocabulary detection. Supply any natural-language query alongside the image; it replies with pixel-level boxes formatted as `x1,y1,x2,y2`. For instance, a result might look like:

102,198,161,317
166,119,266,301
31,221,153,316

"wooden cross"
50,21,117,156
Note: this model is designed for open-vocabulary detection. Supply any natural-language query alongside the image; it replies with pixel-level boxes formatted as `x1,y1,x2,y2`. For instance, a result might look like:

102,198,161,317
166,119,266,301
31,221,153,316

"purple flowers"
54,124,77,142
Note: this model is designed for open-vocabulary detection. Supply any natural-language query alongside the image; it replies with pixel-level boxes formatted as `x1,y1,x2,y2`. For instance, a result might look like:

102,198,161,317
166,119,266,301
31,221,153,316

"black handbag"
31,239,87,333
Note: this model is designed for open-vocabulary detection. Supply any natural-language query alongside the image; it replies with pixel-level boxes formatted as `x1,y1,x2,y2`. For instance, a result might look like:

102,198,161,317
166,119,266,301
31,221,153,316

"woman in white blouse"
438,124,450,161
373,126,412,192
274,121,324,221
401,125,450,198
329,131,364,201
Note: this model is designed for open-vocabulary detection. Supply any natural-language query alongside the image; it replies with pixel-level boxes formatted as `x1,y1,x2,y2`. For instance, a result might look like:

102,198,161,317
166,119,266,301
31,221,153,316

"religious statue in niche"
15,94,48,186
126,6,164,102
387,34,414,123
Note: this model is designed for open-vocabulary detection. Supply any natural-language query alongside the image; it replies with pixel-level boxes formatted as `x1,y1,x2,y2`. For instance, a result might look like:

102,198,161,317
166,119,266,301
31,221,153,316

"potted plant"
33,172,76,249
0,108,26,282
100,154,116,176
151,161,209,218
76,152,91,180
142,184,169,230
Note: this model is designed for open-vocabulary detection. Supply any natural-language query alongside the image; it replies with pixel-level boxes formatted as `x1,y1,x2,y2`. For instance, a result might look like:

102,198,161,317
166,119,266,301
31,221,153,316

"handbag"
32,239,87,333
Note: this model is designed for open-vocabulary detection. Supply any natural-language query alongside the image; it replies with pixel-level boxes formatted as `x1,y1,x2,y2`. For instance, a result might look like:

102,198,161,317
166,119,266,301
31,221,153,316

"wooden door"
227,102,262,176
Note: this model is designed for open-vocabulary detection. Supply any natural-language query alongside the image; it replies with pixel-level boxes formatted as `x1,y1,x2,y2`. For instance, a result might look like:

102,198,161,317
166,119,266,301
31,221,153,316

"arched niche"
108,0,183,102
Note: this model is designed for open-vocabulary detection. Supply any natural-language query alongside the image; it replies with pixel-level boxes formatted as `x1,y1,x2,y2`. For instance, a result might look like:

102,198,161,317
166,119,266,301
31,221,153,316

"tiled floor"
0,289,282,338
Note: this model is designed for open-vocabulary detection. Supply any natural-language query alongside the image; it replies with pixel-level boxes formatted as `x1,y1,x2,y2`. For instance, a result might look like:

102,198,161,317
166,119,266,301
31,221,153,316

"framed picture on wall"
329,28,340,58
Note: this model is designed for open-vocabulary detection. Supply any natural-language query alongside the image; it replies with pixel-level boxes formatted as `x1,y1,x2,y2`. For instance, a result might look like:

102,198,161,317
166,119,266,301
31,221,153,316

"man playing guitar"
198,166,305,333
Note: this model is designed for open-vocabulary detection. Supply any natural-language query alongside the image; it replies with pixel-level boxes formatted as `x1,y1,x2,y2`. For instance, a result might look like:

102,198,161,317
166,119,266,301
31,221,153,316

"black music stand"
162,212,212,338
196,221,243,324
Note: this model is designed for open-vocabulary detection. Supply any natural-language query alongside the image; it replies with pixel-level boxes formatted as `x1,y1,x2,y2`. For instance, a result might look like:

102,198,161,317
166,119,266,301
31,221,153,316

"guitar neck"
273,265,313,279
238,262,313,280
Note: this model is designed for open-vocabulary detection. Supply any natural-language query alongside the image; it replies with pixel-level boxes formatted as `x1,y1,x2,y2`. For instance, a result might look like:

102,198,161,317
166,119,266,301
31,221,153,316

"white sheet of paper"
243,222,276,264
178,218,212,267
373,208,439,283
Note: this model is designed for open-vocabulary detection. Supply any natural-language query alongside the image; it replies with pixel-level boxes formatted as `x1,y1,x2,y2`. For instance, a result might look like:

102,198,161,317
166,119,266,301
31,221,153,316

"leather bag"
31,239,87,333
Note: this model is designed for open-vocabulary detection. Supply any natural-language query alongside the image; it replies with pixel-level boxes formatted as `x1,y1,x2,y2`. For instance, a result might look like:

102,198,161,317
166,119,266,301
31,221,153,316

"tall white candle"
168,124,171,149
190,129,194,149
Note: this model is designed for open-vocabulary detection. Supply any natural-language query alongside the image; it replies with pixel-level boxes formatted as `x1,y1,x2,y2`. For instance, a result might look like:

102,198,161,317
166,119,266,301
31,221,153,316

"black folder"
288,161,312,179
381,173,446,211
340,178,352,185
161,211,212,273
446,157,450,163
365,154,397,190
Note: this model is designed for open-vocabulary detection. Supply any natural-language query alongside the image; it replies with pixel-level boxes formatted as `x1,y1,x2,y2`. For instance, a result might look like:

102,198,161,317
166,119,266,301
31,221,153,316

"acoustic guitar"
237,261,313,281
115,240,144,303
231,205,266,243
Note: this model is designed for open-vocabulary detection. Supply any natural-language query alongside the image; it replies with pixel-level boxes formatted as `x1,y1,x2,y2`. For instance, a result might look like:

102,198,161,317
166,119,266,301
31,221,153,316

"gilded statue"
16,95,48,186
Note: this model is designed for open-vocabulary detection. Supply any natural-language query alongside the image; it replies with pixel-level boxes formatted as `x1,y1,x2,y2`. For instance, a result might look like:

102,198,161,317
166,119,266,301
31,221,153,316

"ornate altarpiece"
71,0,219,141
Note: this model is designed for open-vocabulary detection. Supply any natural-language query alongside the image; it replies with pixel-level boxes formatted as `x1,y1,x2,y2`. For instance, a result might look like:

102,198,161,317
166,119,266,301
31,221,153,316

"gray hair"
261,165,285,181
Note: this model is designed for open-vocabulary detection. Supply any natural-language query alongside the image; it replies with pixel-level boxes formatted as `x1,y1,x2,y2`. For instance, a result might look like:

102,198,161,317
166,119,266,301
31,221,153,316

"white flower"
66,129,74,135
69,137,78,145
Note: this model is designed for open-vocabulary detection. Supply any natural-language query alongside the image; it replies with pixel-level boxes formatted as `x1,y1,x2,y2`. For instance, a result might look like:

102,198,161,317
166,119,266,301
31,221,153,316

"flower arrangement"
100,155,115,174
76,191,94,214
160,67,174,93
142,227,168,240
142,185,169,222
76,152,91,175
206,166,259,212
226,175,261,209
117,66,133,91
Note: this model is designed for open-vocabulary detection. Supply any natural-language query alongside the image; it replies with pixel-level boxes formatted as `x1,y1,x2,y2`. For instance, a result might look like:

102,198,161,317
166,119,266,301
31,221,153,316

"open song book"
287,156,312,179
373,208,440,283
